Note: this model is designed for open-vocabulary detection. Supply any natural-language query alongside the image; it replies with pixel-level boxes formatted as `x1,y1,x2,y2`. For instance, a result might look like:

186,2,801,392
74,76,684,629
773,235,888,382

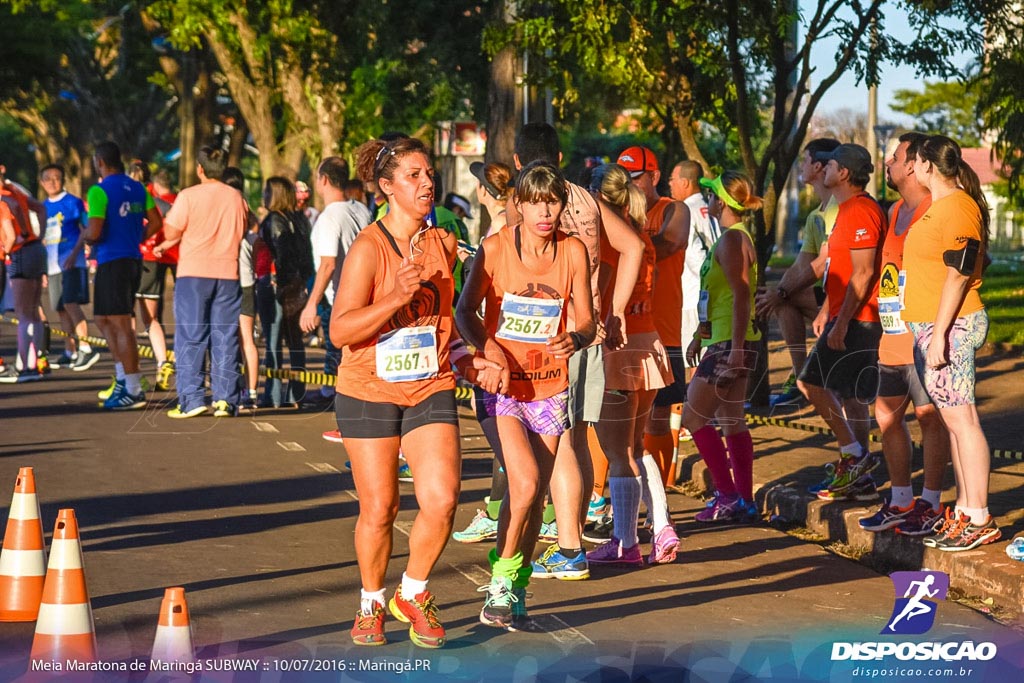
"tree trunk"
227,119,249,169
205,26,284,183
673,111,711,173
486,43,518,166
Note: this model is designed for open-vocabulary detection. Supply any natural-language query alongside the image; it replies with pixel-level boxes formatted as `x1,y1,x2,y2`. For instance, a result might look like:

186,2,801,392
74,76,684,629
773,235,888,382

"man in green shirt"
755,138,840,406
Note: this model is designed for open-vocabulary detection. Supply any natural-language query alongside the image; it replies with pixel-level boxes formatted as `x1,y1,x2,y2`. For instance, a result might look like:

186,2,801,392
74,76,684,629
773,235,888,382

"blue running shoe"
538,520,558,542
1006,537,1024,562
587,496,609,523
453,510,498,543
531,543,589,580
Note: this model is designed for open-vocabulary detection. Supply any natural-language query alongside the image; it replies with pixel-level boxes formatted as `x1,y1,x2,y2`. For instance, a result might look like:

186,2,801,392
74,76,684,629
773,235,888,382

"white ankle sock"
839,441,862,457
125,373,142,395
115,362,125,380
958,506,989,525
401,572,427,599
920,488,942,511
890,486,914,509
360,588,386,615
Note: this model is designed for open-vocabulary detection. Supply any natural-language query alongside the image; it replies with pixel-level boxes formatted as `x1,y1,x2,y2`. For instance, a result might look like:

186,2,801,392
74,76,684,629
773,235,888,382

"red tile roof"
960,148,1005,186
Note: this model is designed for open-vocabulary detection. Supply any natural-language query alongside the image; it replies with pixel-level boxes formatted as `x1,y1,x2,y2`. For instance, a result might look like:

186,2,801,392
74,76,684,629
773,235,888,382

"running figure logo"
883,571,949,635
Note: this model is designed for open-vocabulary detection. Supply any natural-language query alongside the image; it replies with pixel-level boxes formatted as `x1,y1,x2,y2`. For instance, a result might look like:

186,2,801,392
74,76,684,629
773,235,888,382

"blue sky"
810,3,973,127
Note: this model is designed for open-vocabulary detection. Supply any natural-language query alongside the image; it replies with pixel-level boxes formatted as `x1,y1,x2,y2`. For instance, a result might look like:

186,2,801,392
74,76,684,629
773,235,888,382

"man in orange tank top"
616,146,692,493
858,132,949,536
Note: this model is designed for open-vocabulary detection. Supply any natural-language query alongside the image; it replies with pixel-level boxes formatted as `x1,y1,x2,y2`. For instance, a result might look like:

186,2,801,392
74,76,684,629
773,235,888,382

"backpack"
263,210,314,284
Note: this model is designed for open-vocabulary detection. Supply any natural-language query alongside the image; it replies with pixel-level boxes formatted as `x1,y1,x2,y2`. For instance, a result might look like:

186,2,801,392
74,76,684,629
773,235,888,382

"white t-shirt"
681,192,719,311
311,199,372,304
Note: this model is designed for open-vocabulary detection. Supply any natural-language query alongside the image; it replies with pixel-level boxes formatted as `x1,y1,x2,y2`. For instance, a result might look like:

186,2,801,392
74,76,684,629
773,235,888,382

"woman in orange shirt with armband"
904,135,1000,551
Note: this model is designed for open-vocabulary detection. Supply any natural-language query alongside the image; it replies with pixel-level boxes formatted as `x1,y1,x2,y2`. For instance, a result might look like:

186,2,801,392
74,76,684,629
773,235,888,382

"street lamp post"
873,124,897,202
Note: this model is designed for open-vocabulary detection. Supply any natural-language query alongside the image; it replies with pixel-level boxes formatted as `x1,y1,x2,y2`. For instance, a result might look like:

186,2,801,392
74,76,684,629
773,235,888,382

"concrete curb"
678,454,1024,622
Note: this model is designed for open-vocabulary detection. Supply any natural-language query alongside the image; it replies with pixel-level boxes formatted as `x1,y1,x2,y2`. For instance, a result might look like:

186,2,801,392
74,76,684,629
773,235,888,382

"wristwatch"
777,286,789,301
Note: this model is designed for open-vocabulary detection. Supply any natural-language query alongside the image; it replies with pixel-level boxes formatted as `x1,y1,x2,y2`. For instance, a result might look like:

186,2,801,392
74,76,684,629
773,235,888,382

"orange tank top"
336,221,456,406
600,223,656,334
645,197,684,346
484,227,574,401
878,197,931,366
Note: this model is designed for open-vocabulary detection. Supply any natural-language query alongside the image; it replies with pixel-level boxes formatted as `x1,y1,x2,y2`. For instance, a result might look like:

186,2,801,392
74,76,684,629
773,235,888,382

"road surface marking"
306,462,341,474
449,562,491,586
277,441,306,452
529,615,593,645
253,422,279,433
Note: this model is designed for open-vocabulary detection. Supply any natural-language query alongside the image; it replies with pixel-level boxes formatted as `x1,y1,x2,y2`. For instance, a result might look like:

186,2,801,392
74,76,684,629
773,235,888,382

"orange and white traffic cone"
151,587,195,664
0,467,47,621
30,509,97,664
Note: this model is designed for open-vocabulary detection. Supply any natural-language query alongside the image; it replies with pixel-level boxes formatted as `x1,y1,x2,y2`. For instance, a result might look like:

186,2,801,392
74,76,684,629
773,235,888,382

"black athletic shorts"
240,285,256,318
94,258,142,316
653,346,687,407
8,241,46,279
136,260,175,299
798,319,882,401
877,362,931,407
335,389,459,439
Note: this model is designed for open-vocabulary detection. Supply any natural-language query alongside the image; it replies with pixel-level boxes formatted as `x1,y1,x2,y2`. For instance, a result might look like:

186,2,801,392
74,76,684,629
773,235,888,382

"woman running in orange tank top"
456,161,595,630
329,136,502,649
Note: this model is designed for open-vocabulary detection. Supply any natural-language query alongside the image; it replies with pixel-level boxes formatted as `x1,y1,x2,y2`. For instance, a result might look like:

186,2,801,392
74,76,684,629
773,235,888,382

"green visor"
699,176,745,212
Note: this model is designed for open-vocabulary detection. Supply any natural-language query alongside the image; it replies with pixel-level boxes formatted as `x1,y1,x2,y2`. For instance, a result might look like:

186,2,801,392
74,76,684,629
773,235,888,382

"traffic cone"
30,509,97,664
0,467,47,621
150,587,195,664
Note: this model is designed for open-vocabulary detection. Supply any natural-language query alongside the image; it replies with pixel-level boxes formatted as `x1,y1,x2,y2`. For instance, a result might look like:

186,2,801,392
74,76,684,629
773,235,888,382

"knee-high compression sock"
643,433,675,485
692,425,737,497
589,426,609,500
609,476,641,547
725,431,755,502
640,454,672,533
42,321,51,355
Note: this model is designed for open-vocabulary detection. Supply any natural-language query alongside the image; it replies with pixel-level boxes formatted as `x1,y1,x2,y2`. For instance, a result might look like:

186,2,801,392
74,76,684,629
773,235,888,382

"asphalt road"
1,358,1021,682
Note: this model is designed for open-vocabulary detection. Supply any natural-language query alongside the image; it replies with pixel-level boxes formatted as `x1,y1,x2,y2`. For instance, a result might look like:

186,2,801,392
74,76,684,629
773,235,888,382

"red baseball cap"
617,146,658,177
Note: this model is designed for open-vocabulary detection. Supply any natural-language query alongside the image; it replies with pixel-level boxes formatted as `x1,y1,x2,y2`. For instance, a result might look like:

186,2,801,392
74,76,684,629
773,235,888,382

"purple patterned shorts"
908,309,988,409
494,390,570,436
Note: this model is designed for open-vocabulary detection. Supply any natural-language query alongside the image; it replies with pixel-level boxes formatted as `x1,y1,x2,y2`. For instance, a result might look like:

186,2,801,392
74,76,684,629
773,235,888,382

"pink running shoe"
585,537,643,566
695,493,744,523
648,526,680,564
322,429,344,444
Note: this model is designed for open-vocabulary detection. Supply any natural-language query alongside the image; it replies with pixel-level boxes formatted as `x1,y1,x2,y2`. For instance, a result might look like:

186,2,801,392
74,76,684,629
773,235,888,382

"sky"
809,3,973,127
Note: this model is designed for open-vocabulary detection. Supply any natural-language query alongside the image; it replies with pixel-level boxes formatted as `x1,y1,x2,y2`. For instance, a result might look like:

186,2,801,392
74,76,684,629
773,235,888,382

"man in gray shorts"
858,132,949,534
507,123,644,579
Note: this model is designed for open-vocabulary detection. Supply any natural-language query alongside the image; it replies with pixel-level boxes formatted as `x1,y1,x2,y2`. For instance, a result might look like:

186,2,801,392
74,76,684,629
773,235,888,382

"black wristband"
569,331,583,352
777,286,789,301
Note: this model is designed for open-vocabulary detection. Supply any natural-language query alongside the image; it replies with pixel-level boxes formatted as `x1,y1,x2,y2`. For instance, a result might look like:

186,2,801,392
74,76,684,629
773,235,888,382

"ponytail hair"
919,135,990,252
354,136,431,186
589,163,646,230
720,170,764,212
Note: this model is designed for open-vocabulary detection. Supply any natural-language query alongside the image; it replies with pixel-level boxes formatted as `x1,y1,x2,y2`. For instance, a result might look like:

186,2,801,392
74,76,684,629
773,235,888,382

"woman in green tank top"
682,171,763,523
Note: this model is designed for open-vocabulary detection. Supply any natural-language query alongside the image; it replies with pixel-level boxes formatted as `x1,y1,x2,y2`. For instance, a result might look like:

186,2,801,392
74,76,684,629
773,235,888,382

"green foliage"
977,14,1024,207
891,80,984,147
0,113,36,189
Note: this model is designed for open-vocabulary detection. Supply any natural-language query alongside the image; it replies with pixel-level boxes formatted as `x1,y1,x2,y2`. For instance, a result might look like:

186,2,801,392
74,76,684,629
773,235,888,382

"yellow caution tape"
3,316,174,361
